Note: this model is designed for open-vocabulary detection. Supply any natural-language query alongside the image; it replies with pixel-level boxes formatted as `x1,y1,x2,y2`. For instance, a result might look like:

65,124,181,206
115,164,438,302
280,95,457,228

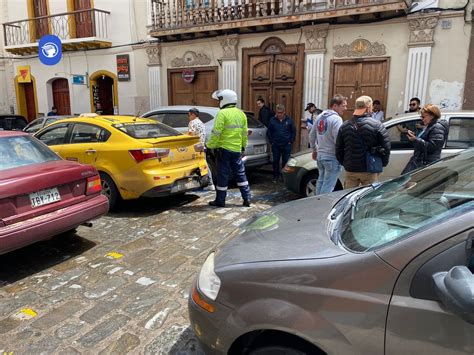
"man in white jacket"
309,94,347,195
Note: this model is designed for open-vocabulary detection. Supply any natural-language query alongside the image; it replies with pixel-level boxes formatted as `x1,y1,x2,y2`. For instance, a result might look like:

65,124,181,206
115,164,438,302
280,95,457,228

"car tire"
301,171,318,197
248,346,307,355
99,172,119,210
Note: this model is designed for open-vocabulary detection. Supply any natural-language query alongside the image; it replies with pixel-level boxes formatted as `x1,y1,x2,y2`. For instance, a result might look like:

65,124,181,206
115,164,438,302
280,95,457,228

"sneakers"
203,184,215,191
243,199,251,207
209,200,225,207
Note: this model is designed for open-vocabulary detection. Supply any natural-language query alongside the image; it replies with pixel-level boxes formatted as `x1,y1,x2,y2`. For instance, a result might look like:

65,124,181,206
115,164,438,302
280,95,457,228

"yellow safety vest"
206,106,248,153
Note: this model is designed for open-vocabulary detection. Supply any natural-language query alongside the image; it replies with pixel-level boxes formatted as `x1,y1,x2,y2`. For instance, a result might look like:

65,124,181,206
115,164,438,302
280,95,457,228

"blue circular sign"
38,35,62,66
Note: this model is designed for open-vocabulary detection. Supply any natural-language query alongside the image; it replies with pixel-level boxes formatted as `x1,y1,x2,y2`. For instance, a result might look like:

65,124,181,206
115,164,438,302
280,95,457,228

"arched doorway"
52,78,71,115
15,75,38,122
89,70,118,115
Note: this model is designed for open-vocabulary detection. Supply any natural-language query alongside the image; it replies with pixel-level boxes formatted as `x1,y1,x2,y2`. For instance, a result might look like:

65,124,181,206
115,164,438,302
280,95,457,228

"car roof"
54,115,155,126
0,130,29,137
385,110,474,125
143,106,220,115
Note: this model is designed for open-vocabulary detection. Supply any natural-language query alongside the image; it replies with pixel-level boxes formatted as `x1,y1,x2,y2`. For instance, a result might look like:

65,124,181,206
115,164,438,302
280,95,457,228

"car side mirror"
433,266,474,324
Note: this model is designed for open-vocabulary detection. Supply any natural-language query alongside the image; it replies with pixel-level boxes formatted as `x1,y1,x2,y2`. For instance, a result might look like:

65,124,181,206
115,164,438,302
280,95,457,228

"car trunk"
0,160,98,226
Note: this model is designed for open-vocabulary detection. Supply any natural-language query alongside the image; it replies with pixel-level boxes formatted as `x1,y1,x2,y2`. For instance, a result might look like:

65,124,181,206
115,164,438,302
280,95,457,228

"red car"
0,131,109,254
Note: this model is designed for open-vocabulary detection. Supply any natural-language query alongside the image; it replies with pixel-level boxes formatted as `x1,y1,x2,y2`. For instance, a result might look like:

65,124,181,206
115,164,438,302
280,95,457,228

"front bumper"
282,166,305,194
0,194,109,255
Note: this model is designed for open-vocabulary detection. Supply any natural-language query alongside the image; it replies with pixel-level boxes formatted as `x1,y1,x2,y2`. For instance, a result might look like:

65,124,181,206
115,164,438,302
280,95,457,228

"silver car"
189,149,474,354
23,115,77,134
141,106,270,173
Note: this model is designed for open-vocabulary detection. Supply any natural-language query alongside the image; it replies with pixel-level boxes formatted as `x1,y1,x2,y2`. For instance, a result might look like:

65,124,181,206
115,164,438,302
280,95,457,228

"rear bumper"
244,153,270,168
142,174,210,197
0,194,109,255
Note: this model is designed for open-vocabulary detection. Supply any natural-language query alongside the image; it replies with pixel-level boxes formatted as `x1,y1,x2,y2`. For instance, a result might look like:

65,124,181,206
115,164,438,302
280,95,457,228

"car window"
35,124,69,146
24,119,44,133
386,119,423,149
446,117,474,148
71,123,110,143
45,118,58,126
162,113,189,128
0,135,61,171
144,113,166,123
112,123,181,139
245,112,264,128
339,152,474,252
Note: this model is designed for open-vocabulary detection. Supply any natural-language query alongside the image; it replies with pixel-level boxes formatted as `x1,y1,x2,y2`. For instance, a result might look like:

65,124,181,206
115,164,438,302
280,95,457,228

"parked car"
0,114,28,131
189,148,474,354
141,106,270,173
283,111,474,196
34,114,209,209
0,131,109,255
23,115,77,134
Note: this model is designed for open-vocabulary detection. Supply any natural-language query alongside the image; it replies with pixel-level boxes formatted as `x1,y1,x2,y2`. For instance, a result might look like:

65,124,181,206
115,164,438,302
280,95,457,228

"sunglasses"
409,103,417,106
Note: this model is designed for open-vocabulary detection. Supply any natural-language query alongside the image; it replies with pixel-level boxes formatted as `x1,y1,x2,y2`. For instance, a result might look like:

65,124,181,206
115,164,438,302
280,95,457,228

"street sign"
38,35,62,66
72,75,85,85
182,69,195,83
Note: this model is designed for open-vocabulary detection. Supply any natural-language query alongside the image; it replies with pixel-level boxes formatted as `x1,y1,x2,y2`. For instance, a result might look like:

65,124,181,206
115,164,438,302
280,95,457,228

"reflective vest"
206,106,248,153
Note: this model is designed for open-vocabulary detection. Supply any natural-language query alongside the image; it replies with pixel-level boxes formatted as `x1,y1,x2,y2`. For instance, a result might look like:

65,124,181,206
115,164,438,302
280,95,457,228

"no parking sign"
38,35,62,66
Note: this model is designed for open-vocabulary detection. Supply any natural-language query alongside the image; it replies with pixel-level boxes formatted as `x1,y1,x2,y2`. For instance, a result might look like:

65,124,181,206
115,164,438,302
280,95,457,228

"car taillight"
86,175,102,195
248,130,252,136
194,143,204,152
129,148,170,163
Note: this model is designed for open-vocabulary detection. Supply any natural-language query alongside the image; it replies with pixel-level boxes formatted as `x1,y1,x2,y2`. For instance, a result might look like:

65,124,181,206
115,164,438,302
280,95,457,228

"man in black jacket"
336,95,391,188
256,97,273,127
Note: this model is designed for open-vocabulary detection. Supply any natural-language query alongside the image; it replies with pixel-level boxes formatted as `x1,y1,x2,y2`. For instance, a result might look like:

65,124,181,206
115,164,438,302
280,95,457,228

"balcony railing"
150,0,409,39
3,9,111,54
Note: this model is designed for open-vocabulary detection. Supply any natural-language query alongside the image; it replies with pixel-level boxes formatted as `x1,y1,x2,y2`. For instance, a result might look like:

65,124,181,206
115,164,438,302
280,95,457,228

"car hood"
215,191,348,268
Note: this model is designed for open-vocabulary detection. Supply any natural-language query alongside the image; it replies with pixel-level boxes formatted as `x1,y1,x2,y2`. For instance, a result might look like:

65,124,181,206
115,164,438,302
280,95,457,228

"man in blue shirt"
267,104,296,183
47,106,57,116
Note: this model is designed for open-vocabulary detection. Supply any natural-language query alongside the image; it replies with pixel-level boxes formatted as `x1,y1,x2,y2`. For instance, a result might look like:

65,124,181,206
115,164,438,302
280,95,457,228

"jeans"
316,157,342,195
272,144,292,178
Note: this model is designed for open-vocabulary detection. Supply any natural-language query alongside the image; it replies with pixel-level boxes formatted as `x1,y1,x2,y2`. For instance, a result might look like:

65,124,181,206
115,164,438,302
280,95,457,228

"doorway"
73,0,94,38
89,71,118,115
168,67,218,107
15,76,38,122
52,78,71,115
32,0,49,40
330,58,390,120
242,37,305,148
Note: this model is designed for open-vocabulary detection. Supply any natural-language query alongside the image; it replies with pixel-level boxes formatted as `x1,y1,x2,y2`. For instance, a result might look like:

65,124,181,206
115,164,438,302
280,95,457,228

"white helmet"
212,89,238,108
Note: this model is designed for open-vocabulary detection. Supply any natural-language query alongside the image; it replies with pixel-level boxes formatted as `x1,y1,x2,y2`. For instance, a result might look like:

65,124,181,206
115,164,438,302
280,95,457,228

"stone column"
146,44,162,110
220,36,239,93
404,14,439,108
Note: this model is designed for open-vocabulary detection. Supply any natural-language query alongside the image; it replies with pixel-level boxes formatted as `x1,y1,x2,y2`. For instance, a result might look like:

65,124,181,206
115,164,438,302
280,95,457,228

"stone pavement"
0,170,299,354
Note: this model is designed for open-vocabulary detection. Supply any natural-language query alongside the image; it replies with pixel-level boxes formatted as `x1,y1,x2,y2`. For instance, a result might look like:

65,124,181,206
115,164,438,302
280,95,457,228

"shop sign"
17,65,31,83
92,85,100,106
38,35,62,66
117,54,130,81
73,75,86,85
182,69,195,83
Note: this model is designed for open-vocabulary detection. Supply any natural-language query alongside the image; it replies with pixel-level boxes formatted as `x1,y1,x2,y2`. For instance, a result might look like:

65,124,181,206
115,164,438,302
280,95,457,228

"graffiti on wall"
429,80,464,110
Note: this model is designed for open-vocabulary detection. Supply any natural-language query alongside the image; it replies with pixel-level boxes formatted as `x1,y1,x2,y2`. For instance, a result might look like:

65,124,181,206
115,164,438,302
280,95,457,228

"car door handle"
85,149,96,154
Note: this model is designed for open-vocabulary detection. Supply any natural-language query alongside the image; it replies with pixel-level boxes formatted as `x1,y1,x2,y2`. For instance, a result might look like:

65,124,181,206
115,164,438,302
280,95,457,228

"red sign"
182,69,195,83
116,54,130,81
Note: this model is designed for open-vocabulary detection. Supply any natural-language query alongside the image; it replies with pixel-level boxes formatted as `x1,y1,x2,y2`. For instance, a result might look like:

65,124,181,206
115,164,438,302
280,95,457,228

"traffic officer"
206,89,251,208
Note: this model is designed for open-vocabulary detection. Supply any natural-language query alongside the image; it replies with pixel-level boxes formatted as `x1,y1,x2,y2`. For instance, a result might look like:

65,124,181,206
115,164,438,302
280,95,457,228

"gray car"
23,115,76,134
189,149,474,354
141,106,270,173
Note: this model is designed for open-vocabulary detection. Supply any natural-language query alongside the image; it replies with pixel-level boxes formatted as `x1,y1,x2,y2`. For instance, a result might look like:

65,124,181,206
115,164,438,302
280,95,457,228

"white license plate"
171,179,200,193
30,188,61,208
254,145,266,154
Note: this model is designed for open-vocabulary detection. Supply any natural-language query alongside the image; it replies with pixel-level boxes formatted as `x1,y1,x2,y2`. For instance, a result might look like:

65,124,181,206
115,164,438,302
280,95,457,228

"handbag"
353,120,383,174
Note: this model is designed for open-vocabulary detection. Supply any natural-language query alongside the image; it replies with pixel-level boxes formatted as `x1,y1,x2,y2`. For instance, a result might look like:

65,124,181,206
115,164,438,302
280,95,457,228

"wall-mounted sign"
116,54,130,81
92,85,100,105
73,75,86,85
182,69,195,83
38,35,62,66
17,65,31,83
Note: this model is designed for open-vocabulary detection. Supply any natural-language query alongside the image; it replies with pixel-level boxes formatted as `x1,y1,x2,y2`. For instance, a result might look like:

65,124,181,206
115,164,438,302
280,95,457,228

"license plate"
30,188,61,208
171,178,200,193
254,145,266,154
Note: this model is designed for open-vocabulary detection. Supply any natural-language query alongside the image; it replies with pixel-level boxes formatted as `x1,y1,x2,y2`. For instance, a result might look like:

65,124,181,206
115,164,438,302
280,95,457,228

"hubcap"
101,180,111,199
305,178,317,197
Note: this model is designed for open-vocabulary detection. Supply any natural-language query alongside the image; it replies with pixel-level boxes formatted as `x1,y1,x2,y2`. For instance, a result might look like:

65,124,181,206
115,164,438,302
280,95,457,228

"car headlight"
198,252,221,301
286,158,298,167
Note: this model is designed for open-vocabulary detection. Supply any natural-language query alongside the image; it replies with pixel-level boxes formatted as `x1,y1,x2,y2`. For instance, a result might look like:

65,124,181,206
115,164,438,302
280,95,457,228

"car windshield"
112,123,181,139
0,135,61,171
339,150,474,252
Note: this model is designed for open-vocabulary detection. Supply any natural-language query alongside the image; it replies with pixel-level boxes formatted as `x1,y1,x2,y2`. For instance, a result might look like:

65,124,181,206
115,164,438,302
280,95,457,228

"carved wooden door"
168,68,218,107
331,59,389,120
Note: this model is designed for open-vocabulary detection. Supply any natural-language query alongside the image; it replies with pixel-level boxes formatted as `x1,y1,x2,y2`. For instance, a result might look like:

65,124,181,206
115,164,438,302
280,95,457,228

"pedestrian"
206,89,251,207
308,94,347,195
401,104,448,174
372,100,384,122
405,97,421,113
187,107,215,191
304,102,322,133
47,106,57,116
256,97,272,127
399,97,423,140
336,95,391,188
267,104,296,183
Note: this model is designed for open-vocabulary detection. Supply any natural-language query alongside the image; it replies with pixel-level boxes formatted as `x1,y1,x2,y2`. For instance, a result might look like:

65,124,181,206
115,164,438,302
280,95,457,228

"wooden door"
330,59,389,120
74,0,94,38
24,83,37,121
168,68,218,107
33,0,49,39
52,79,71,115
243,38,305,148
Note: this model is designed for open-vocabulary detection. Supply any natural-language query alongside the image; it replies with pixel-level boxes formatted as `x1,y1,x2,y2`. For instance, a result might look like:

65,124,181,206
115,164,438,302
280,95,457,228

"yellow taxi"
34,114,209,208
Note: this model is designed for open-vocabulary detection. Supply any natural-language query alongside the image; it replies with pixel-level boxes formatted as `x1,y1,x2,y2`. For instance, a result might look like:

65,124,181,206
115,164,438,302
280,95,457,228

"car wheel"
249,346,307,355
99,172,119,210
301,171,318,197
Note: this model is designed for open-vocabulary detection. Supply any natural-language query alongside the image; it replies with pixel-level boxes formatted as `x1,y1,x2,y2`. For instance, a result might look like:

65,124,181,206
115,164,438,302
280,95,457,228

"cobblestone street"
0,170,298,354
